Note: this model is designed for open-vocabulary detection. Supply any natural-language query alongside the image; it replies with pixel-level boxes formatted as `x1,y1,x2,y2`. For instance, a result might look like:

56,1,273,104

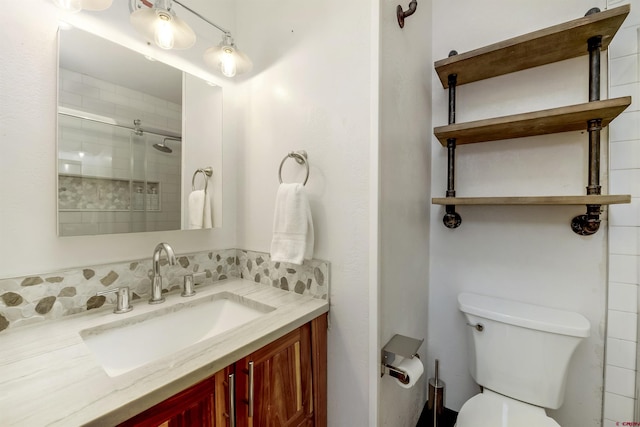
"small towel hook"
397,0,417,28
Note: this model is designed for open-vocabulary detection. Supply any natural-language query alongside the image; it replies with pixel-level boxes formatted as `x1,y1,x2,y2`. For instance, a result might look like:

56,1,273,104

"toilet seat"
455,390,561,427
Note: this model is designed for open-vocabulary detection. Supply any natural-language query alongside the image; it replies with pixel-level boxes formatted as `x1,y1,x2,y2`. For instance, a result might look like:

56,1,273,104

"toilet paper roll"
394,356,424,389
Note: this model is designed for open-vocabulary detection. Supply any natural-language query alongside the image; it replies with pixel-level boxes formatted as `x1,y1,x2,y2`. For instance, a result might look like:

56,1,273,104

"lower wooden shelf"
432,195,631,205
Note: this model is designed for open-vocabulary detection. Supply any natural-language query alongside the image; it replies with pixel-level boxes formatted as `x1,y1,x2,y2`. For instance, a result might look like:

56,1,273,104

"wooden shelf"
432,195,631,206
434,97,631,146
434,5,630,88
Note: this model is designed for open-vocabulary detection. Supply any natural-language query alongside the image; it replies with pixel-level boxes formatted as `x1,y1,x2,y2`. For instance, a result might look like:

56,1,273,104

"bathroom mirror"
57,27,223,236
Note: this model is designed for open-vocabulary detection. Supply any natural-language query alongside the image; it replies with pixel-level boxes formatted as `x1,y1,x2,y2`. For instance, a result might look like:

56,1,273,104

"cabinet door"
119,366,232,427
237,325,313,427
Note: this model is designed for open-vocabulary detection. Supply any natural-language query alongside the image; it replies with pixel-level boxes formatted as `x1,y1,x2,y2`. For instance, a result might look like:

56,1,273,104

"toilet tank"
458,293,590,410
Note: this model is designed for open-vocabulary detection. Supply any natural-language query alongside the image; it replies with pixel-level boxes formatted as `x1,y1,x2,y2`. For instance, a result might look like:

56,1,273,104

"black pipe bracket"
442,59,462,229
571,205,602,236
571,9,604,236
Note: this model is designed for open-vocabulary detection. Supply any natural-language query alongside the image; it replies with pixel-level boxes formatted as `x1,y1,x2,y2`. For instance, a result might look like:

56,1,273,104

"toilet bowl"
456,293,590,427
455,390,560,427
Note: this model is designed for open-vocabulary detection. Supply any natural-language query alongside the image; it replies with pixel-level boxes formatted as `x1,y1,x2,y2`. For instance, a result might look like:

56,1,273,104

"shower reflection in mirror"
57,107,182,236
57,25,223,237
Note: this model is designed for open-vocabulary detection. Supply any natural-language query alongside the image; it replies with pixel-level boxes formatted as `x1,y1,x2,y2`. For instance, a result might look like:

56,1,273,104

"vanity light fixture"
130,0,252,77
130,0,196,49
52,0,113,13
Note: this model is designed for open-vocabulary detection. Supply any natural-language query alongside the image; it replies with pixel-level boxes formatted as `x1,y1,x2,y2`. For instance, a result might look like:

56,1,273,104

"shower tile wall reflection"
57,68,182,236
58,176,131,210
58,68,182,133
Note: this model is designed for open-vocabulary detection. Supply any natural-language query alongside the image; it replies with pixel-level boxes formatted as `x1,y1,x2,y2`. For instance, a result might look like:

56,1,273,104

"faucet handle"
97,287,133,314
182,275,196,297
181,272,206,297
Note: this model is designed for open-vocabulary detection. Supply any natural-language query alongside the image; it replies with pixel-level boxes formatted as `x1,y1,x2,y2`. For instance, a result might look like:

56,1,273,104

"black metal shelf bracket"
571,24,603,236
443,51,462,229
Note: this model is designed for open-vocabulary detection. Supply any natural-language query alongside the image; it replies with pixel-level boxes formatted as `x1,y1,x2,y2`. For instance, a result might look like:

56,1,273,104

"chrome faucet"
150,242,177,304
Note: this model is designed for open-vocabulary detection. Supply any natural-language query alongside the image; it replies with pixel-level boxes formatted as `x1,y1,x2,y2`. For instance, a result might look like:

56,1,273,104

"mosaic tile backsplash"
0,249,329,333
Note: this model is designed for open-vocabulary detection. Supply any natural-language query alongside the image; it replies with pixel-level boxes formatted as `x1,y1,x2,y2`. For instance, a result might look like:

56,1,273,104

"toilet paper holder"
381,334,424,384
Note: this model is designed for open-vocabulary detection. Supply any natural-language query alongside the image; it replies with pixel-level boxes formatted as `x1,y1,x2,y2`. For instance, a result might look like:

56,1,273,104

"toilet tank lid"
458,293,590,337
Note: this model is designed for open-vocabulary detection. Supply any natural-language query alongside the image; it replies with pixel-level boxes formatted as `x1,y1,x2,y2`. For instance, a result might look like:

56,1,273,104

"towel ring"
192,167,213,192
278,151,309,186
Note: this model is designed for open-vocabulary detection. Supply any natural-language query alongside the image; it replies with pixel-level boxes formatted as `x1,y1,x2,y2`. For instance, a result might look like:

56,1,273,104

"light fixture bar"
129,0,251,77
171,0,230,36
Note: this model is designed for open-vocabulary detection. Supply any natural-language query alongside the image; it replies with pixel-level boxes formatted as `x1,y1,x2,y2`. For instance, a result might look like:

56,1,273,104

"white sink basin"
80,292,274,377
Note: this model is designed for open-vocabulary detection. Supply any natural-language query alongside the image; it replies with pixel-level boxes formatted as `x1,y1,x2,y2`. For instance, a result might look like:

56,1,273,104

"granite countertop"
0,279,329,427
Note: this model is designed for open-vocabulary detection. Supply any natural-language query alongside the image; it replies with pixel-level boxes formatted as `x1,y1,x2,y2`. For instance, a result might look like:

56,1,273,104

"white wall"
233,0,376,425
182,75,223,229
0,0,237,278
378,0,432,425
428,1,612,426
605,0,640,424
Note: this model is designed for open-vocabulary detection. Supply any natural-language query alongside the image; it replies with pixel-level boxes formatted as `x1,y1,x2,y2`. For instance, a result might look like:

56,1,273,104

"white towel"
270,183,314,265
188,190,213,229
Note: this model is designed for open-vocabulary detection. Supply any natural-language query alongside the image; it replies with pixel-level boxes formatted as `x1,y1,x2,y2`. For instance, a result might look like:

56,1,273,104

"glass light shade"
81,0,113,11
233,49,253,75
130,7,196,50
53,0,82,12
204,41,253,78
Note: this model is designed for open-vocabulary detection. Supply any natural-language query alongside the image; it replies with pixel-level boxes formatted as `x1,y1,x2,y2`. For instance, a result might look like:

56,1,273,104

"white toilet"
456,292,590,427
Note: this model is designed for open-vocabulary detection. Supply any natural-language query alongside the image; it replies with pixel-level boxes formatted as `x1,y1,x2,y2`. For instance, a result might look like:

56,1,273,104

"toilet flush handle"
466,322,484,332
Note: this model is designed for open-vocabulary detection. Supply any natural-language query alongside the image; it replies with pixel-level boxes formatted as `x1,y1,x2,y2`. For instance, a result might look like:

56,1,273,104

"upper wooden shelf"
434,97,631,146
432,195,632,206
434,4,630,88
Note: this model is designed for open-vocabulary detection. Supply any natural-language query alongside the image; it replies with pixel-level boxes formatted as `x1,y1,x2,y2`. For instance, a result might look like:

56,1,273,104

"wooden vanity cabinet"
118,367,233,427
118,314,327,427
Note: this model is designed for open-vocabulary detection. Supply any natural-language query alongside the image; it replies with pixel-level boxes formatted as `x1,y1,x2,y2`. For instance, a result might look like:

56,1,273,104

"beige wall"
378,0,432,425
